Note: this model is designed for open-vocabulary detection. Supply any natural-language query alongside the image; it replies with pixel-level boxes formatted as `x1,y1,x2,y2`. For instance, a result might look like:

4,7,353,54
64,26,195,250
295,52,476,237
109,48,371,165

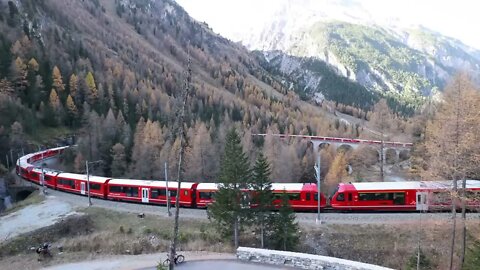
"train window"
306,193,311,201
184,191,188,196
348,193,352,201
336,193,345,201
359,193,395,201
89,183,101,190
44,175,52,182
287,193,301,201
151,189,159,198
314,193,319,201
200,192,214,200
125,187,138,197
58,179,75,189
393,193,405,205
110,186,122,193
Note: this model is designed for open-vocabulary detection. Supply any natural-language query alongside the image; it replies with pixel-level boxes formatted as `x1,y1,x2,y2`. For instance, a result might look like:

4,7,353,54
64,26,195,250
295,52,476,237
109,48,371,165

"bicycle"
35,242,52,261
162,253,185,266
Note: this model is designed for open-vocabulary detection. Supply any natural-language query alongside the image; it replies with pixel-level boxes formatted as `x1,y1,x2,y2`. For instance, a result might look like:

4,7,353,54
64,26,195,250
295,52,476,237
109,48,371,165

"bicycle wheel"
176,255,185,264
162,258,170,267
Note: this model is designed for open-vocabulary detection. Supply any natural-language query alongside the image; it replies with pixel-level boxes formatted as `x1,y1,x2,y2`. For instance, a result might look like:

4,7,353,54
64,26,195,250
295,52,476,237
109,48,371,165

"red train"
15,147,480,212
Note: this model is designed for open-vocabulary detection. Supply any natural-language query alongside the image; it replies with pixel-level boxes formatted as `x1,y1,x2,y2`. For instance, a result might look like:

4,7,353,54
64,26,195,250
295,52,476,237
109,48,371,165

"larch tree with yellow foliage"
324,151,348,194
423,73,480,270
52,66,65,94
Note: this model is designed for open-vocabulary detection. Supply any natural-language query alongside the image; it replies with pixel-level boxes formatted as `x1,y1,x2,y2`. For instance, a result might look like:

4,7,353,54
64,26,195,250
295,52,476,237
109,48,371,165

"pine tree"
208,128,251,248
251,153,274,248
271,191,300,251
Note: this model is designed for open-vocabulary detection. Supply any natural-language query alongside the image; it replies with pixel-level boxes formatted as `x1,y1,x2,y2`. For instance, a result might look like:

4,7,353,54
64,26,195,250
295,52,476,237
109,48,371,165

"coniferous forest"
0,0,418,187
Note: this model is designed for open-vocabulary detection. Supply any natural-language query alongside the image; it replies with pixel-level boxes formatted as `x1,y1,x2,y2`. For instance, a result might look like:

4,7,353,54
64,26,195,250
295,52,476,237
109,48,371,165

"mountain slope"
221,3,480,108
1,0,385,181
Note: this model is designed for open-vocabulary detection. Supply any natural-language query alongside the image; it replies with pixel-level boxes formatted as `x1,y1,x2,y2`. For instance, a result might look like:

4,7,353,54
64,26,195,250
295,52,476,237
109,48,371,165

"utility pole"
86,161,91,206
165,161,171,217
86,160,102,206
40,164,46,195
314,153,322,224
169,49,192,270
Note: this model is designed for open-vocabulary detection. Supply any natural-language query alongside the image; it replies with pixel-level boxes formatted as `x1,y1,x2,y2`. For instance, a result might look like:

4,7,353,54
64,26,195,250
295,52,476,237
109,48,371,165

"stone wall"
237,247,393,270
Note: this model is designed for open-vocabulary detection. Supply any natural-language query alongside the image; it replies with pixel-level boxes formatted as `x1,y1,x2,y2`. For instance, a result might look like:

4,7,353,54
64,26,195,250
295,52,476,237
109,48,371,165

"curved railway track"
15,146,480,224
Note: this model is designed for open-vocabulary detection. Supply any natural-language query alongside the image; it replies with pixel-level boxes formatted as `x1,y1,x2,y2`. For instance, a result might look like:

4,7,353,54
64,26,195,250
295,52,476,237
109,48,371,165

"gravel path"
0,196,77,242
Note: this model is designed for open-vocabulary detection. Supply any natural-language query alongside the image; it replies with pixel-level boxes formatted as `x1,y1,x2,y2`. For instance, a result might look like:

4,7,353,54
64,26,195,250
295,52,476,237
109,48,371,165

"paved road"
141,260,293,270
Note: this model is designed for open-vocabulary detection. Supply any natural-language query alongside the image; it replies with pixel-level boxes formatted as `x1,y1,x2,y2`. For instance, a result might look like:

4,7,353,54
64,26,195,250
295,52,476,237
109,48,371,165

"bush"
464,239,480,270
405,248,432,270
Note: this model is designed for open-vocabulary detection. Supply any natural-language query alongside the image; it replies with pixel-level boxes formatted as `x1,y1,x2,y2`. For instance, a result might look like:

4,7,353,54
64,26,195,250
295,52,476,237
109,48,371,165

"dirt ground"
1,193,479,270
0,195,76,242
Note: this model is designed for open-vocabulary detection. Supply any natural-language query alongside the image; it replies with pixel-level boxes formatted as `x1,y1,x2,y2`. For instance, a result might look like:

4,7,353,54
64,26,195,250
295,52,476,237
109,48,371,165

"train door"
416,191,428,211
80,182,86,195
142,188,149,203
347,192,353,208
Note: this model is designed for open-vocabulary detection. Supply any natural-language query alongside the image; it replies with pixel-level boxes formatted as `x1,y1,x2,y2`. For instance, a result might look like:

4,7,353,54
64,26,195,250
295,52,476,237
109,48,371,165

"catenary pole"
165,161,171,216
86,161,91,206
315,154,321,224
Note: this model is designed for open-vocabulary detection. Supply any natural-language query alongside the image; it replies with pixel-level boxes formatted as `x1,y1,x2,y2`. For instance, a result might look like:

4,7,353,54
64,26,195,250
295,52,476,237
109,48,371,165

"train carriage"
331,182,420,211
107,179,198,207
56,173,111,198
271,183,327,211
195,183,218,208
331,180,480,212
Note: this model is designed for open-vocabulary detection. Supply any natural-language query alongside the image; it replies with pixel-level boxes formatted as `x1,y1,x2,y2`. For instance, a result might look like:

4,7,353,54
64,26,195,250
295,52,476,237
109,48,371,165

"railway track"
19,177,480,225
15,147,480,225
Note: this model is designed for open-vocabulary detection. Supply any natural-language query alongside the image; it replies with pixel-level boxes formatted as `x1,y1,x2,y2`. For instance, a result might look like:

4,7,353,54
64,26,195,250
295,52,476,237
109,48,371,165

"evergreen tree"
271,191,300,251
251,153,274,248
208,128,251,248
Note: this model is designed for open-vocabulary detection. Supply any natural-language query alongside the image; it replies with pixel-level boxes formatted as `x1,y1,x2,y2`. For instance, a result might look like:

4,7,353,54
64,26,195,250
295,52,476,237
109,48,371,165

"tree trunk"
168,53,192,270
449,181,458,270
234,215,239,249
260,218,264,249
459,178,467,269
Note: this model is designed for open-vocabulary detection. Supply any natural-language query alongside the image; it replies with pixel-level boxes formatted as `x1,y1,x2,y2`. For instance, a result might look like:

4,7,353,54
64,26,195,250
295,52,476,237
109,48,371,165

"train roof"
271,183,307,192
109,178,197,189
346,180,480,191
196,183,219,190
57,173,111,184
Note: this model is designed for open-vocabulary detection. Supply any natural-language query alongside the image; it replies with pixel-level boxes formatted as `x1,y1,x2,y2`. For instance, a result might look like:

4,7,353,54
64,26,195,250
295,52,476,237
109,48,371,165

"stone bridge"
253,134,413,163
